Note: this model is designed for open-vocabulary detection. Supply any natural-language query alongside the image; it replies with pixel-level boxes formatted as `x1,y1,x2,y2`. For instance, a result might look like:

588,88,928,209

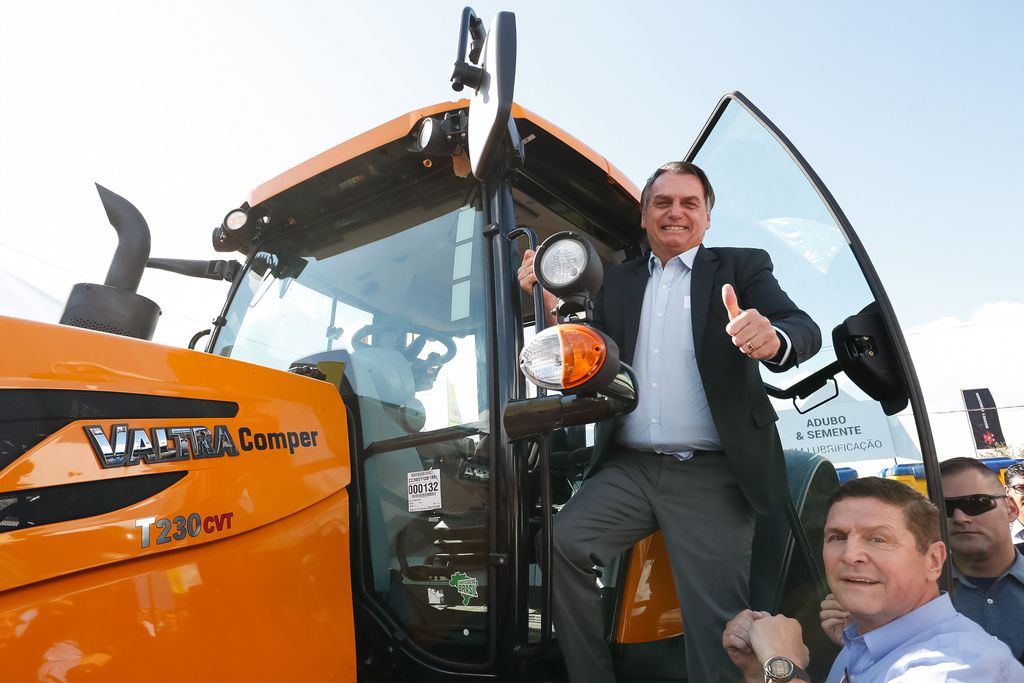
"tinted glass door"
687,93,938,493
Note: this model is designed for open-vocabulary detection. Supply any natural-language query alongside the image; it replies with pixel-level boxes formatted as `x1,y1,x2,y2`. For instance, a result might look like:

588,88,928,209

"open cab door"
609,92,943,680
687,92,937,493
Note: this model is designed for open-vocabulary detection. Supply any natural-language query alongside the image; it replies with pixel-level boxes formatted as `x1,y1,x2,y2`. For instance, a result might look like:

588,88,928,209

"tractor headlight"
409,111,467,156
413,116,442,153
538,239,586,287
223,208,249,232
519,324,619,391
534,231,603,299
213,205,257,253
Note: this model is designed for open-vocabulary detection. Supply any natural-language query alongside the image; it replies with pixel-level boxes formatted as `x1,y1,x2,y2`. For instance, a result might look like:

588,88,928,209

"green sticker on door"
449,571,479,606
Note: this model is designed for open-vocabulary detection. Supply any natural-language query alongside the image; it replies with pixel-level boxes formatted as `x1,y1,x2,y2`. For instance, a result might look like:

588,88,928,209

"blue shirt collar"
1007,548,1024,583
647,245,700,275
841,592,954,661
951,548,1024,586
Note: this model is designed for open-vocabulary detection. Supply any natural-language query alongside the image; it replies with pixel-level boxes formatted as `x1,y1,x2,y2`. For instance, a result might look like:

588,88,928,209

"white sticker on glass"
408,468,442,512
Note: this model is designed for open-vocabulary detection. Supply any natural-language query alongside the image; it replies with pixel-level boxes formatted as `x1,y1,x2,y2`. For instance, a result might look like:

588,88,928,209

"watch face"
767,657,794,677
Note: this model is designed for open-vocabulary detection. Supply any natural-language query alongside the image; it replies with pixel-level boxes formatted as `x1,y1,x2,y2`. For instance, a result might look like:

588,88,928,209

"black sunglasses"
944,494,1006,517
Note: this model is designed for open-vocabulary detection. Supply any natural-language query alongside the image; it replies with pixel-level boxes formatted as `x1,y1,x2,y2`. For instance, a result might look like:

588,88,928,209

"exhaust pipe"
97,184,151,292
59,184,161,340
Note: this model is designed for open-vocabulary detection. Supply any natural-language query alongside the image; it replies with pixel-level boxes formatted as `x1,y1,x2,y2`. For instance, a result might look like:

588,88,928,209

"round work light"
223,208,249,232
534,232,603,299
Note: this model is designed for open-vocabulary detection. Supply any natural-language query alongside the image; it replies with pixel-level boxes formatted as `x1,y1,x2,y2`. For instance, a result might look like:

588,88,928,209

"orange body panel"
248,100,640,208
249,100,471,206
613,532,684,644
0,491,355,681
0,315,355,679
510,102,639,199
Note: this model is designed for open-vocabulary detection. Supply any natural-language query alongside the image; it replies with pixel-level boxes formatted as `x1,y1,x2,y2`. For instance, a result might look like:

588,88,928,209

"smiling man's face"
823,497,945,634
641,172,711,264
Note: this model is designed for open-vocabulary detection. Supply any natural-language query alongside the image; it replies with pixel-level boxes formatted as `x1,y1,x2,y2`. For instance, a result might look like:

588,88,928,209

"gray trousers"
552,449,756,683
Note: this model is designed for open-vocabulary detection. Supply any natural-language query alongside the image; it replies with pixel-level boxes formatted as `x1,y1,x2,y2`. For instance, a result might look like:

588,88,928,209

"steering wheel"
352,323,457,375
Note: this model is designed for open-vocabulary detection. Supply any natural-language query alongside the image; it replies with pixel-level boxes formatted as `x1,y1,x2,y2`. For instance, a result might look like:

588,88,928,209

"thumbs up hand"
722,283,743,321
722,284,781,360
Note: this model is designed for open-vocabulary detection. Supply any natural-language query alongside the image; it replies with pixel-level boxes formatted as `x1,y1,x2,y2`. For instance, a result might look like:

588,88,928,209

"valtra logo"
83,424,320,468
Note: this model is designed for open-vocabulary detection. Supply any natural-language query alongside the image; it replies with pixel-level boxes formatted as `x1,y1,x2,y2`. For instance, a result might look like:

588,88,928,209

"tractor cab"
202,94,641,677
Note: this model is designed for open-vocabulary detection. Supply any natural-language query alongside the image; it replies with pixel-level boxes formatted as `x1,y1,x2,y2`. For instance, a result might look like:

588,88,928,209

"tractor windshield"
211,184,497,661
212,191,488,437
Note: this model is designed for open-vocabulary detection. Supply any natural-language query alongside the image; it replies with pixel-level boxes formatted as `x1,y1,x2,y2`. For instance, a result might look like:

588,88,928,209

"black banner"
961,388,1006,449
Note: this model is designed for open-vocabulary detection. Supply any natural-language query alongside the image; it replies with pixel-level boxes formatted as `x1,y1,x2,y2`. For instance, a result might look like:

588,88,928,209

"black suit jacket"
590,245,821,514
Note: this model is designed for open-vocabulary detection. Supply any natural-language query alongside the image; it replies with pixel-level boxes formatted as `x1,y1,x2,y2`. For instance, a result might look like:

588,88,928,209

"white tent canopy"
0,244,71,323
0,269,64,323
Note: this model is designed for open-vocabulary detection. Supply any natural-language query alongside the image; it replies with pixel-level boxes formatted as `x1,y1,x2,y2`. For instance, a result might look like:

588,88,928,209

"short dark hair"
640,161,715,212
939,457,1003,490
827,477,940,553
1004,462,1024,484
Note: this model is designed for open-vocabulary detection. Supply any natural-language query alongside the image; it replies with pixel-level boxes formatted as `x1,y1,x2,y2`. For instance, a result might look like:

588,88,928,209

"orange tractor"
1,8,947,681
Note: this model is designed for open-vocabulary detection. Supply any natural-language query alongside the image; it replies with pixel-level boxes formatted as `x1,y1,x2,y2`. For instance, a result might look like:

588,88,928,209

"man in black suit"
518,161,821,682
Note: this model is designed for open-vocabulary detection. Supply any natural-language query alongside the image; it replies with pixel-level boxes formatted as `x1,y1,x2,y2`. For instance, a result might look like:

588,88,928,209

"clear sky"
1,0,1021,455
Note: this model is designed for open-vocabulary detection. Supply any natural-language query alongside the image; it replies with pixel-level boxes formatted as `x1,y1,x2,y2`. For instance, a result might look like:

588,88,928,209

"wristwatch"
764,655,811,682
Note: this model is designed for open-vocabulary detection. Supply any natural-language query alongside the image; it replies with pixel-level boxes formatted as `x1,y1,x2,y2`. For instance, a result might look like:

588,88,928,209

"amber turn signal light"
520,324,617,391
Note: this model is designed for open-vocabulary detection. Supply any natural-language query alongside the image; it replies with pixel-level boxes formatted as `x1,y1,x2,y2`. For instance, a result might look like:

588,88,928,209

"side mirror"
832,303,908,415
453,9,519,179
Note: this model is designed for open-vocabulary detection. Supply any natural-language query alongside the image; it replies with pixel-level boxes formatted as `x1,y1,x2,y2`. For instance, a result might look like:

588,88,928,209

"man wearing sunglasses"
1005,462,1024,547
939,456,1024,661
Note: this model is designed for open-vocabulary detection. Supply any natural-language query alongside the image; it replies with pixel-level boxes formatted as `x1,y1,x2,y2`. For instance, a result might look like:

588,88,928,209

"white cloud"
904,302,1024,458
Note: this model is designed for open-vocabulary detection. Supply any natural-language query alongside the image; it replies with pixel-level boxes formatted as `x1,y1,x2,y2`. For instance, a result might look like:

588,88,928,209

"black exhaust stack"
59,184,161,339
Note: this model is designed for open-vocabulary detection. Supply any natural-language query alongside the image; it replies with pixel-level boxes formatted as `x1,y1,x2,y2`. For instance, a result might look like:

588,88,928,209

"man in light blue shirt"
614,246,795,458
820,458,1024,663
723,477,1023,682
